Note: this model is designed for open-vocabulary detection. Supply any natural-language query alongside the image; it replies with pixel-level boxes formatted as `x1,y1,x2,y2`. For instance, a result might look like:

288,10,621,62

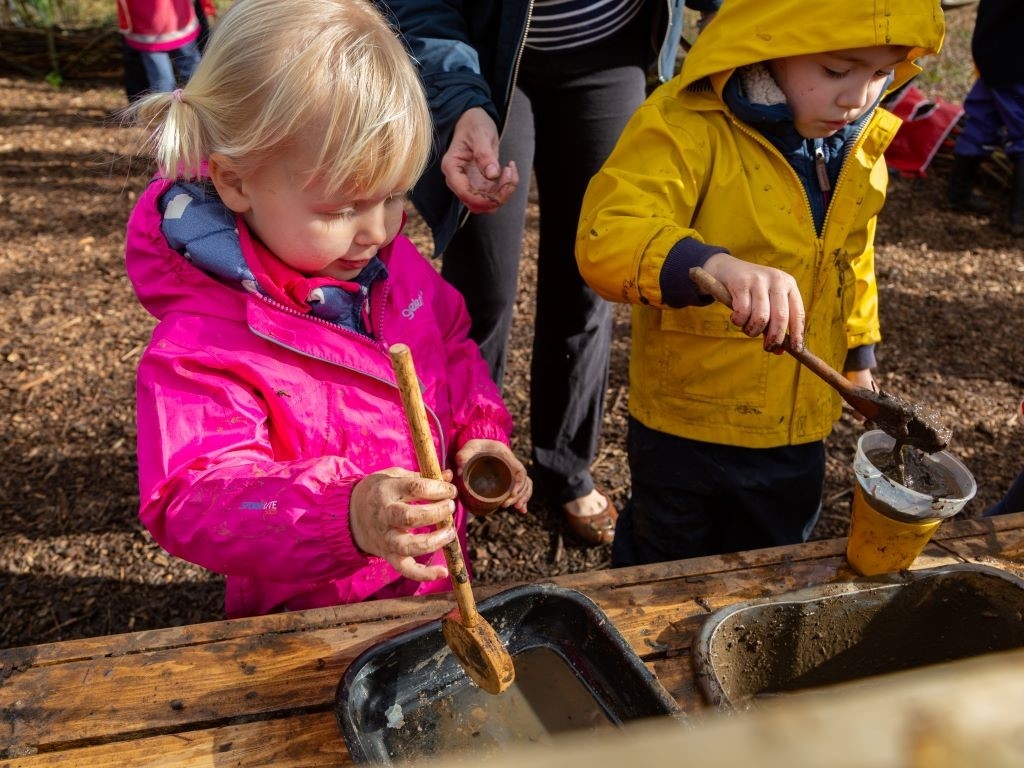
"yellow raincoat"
577,0,944,449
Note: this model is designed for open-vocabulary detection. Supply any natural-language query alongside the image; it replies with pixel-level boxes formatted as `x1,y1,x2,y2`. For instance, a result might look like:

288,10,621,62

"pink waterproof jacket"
125,178,512,617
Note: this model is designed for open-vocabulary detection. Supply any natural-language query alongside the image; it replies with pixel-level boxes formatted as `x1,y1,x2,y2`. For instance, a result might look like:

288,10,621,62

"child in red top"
117,0,201,94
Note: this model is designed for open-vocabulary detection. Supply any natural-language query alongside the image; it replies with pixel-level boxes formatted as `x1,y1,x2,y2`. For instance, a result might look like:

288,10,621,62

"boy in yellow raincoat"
576,0,945,566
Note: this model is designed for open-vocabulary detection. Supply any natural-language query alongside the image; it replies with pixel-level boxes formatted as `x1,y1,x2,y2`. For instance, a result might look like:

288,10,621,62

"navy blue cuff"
686,0,721,12
660,238,730,308
844,344,877,372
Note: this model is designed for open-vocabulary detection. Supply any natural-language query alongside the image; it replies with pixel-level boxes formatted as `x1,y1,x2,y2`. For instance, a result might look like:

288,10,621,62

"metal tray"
693,563,1024,710
336,583,680,764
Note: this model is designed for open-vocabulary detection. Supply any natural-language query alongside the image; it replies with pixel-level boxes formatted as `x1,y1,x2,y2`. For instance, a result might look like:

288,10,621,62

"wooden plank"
0,592,474,668
6,513,1004,671
0,578,815,751
934,524,1024,573
405,648,1024,768
3,711,351,768
0,572,718,753
0,612,443,752
13,646,1024,768
935,510,1024,539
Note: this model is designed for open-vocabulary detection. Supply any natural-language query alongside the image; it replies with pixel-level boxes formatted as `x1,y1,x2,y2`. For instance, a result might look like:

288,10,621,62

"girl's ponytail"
125,86,207,180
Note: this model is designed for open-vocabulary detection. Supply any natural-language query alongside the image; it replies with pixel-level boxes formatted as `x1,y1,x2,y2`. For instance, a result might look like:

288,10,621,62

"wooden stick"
388,343,479,626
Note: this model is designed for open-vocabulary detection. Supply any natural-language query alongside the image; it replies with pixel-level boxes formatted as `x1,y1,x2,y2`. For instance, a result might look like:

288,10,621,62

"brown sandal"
563,490,618,546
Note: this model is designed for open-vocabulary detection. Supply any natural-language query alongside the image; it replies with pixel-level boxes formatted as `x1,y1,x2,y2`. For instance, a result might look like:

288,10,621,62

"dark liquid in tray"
382,646,614,762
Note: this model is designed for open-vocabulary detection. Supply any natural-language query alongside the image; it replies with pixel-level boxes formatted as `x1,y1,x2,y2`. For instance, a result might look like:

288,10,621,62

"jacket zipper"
724,111,879,313
503,0,534,126
457,1,533,234
727,111,877,241
246,290,450,466
814,141,832,215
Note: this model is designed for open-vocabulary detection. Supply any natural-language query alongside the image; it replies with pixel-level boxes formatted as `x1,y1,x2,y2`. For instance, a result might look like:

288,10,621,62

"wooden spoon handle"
389,343,479,627
781,342,882,418
690,265,735,308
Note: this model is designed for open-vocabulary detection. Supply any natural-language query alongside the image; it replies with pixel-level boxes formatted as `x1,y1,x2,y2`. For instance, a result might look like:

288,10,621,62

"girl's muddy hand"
349,468,457,581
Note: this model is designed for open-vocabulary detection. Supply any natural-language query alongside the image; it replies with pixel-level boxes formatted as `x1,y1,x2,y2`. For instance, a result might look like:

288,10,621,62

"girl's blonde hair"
130,0,432,197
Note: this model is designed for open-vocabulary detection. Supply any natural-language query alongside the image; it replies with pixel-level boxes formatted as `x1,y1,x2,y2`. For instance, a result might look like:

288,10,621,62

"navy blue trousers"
612,417,825,567
954,79,1024,157
985,469,1024,517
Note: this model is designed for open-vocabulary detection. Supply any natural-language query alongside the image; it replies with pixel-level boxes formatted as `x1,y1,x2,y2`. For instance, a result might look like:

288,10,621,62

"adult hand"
440,107,519,213
349,468,458,581
702,253,806,352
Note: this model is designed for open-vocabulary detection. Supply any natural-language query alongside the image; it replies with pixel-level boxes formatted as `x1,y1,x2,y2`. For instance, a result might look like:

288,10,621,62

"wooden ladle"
388,343,515,695
688,267,952,454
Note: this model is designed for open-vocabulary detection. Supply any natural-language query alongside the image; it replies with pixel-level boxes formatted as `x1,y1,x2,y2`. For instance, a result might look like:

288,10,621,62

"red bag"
885,85,964,178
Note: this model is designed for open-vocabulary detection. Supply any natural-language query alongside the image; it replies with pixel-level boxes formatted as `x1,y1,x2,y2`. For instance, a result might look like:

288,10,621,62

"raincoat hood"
679,0,945,96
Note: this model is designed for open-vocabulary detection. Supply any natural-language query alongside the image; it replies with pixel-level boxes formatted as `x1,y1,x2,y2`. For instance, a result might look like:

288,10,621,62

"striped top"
526,0,645,52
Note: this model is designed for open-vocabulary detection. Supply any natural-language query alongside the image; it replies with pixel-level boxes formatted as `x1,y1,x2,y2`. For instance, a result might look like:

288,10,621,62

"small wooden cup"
457,451,514,516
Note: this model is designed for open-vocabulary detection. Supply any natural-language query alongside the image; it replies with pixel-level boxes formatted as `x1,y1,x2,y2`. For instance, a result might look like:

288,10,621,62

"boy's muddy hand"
349,468,458,581
700,254,805,351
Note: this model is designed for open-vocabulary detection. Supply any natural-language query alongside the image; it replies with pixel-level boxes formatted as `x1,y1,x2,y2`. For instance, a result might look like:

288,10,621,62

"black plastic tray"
336,583,680,764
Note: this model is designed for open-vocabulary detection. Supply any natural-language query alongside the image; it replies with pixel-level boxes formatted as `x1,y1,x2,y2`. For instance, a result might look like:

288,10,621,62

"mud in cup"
456,450,514,515
846,430,976,576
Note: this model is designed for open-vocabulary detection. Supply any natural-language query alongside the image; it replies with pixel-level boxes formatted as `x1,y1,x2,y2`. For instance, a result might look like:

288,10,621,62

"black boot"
1009,154,1024,236
947,154,993,214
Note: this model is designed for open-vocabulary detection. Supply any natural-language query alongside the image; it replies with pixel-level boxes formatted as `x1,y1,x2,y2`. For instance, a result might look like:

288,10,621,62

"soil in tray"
704,568,1024,709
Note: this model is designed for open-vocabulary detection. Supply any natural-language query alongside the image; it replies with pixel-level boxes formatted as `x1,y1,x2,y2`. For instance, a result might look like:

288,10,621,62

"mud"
866,446,961,497
379,647,614,763
866,389,952,455
337,584,678,764
694,565,1024,710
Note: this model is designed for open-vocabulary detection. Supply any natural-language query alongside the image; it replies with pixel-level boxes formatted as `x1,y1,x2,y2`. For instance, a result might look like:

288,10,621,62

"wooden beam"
418,647,1024,768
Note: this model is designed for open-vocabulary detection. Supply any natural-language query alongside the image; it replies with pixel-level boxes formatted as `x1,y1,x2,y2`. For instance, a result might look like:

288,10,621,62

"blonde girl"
124,0,530,617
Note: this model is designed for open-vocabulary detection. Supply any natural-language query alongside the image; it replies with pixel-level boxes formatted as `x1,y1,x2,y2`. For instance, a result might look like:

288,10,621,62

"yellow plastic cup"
847,484,944,575
845,430,976,576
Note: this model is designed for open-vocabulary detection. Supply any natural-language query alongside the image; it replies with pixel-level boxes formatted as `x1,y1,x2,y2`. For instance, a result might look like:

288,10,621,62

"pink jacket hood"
126,177,512,617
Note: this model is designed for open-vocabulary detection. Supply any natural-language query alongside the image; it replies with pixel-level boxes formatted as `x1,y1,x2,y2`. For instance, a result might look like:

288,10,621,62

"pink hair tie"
171,88,184,102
